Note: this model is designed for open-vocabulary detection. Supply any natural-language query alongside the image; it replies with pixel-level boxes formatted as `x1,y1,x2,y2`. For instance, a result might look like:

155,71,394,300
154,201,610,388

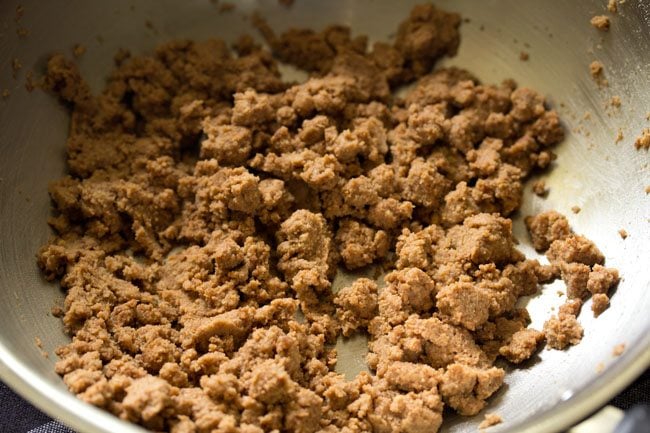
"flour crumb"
618,229,628,239
590,15,610,31
607,0,618,13
589,61,608,87
25,71,36,92
532,179,548,197
634,128,650,150
615,129,624,143
609,96,621,108
612,343,625,356
16,27,30,38
72,44,86,58
479,413,503,430
571,206,581,214
12,58,22,78
15,5,25,22
34,336,48,358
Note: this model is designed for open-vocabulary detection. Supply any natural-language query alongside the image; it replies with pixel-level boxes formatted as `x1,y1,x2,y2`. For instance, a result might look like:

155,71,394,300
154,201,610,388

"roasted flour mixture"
38,4,619,432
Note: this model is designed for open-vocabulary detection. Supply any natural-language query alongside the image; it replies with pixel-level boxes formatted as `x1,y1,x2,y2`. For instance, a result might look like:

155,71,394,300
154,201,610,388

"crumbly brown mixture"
38,4,618,432
590,15,611,31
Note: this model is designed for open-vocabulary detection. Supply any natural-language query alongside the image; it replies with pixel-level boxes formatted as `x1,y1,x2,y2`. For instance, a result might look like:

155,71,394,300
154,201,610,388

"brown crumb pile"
526,211,619,330
37,4,617,432
590,15,611,31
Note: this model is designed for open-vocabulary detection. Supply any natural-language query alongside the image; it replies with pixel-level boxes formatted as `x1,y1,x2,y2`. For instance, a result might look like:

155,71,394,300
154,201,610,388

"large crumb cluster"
39,4,618,432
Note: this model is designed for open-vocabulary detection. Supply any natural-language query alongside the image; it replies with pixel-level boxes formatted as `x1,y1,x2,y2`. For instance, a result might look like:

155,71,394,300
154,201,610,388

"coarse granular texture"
590,15,611,31
37,4,619,432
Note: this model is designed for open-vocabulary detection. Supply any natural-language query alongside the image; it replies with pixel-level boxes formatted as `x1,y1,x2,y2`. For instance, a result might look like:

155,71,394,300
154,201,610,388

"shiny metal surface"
0,1,649,432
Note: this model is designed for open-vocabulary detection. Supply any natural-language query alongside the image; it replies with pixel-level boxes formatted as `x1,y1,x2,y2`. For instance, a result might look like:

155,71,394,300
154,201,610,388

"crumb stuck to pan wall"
590,15,610,31
479,413,503,429
635,128,650,150
612,343,626,356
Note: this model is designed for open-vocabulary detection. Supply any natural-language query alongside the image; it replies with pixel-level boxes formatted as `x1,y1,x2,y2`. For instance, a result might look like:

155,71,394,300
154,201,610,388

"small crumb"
16,27,30,38
589,61,608,87
618,229,628,239
519,51,529,61
72,43,86,58
645,185,650,194
646,112,650,121
479,413,503,430
589,61,603,77
634,128,650,150
15,5,25,22
596,362,605,373
557,290,565,297
583,111,592,120
278,0,294,6
479,24,485,31
592,293,610,317
1,89,10,99
34,336,48,358
532,180,548,197
612,343,625,356
571,206,581,214
610,96,621,107
218,2,235,12
25,71,35,92
607,0,618,13
590,15,611,31
615,129,624,143
11,58,22,78
51,305,64,317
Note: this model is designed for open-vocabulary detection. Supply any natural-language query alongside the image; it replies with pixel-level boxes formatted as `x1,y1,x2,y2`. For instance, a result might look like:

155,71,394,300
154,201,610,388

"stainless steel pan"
1,1,649,432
